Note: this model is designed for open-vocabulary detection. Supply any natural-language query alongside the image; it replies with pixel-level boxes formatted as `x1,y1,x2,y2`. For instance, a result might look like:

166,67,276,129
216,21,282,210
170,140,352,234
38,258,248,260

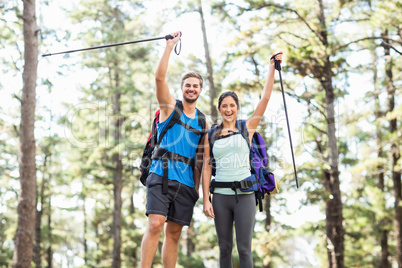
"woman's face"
219,96,238,123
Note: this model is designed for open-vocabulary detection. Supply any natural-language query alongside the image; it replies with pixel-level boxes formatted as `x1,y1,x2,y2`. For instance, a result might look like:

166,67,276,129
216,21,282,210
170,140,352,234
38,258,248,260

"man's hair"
181,72,203,88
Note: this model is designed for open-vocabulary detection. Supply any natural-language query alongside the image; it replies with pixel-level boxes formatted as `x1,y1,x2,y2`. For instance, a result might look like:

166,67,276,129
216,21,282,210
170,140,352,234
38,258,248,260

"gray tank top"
213,133,253,195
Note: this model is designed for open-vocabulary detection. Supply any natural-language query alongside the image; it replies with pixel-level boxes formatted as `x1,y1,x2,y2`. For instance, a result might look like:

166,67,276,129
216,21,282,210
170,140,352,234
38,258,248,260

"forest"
0,0,401,267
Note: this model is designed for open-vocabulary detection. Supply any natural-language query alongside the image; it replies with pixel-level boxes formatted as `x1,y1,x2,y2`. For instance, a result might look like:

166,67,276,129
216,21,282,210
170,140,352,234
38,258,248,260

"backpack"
208,120,279,212
140,100,206,193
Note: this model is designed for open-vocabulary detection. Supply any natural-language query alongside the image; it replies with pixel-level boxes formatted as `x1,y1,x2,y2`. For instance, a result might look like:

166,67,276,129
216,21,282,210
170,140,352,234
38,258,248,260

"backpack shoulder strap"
208,124,218,169
197,109,207,132
236,120,255,174
156,100,182,146
208,124,218,149
236,120,250,148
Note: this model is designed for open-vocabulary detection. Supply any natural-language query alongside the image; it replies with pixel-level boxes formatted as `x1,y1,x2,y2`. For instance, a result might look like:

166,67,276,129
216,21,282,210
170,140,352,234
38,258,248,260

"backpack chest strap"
151,146,195,168
152,146,195,194
176,120,203,136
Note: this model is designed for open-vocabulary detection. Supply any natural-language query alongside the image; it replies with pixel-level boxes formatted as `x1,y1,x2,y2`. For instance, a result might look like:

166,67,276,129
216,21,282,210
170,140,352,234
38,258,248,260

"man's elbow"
155,76,165,84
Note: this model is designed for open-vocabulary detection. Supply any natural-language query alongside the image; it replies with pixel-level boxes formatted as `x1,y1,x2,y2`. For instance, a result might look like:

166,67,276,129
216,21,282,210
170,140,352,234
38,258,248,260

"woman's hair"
214,91,240,139
181,72,203,88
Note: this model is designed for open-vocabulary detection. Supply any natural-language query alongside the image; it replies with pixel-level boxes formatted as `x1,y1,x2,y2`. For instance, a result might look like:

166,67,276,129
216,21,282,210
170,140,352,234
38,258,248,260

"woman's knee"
237,243,252,259
219,241,233,257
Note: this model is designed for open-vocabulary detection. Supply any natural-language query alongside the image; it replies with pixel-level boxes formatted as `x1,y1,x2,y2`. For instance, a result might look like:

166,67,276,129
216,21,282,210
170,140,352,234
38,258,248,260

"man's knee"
147,214,165,236
165,221,183,242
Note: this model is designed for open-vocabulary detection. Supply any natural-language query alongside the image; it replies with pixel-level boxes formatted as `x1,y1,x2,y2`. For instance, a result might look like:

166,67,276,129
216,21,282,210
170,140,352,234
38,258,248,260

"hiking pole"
271,53,299,188
42,32,182,57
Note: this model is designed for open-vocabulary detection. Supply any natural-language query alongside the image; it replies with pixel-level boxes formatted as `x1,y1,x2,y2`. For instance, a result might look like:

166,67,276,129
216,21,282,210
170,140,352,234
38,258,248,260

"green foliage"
0,0,401,267
177,252,206,268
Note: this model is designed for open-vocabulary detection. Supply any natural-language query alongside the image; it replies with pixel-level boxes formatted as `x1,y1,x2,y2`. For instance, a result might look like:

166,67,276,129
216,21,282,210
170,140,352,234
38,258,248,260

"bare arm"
194,127,207,194
246,52,283,139
155,31,181,121
202,132,215,218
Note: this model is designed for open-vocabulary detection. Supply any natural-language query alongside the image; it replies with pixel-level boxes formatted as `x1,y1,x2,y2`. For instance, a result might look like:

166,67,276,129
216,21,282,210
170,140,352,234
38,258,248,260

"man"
141,31,207,268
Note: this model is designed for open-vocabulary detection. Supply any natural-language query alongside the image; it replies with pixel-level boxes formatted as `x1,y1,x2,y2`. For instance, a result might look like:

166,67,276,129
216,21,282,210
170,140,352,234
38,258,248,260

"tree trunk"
130,192,136,229
187,221,196,257
198,0,218,123
263,195,272,268
264,195,271,232
13,0,38,266
95,215,100,266
33,156,47,267
33,197,43,268
112,149,123,268
372,45,391,268
47,196,52,268
83,196,88,264
34,155,49,267
323,169,343,268
377,91,391,268
112,67,123,268
383,31,402,268
316,0,344,266
321,58,344,268
129,192,138,263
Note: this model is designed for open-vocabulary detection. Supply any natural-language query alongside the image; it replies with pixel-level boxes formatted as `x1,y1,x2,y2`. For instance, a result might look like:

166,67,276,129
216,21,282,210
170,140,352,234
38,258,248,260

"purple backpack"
251,132,276,193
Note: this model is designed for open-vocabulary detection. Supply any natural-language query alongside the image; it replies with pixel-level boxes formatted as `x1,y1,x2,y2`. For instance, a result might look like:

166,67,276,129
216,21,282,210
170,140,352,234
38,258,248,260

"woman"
202,52,283,267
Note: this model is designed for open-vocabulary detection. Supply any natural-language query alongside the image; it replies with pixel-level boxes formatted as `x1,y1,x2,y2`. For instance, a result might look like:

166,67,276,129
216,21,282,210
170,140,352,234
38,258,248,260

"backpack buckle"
240,179,251,189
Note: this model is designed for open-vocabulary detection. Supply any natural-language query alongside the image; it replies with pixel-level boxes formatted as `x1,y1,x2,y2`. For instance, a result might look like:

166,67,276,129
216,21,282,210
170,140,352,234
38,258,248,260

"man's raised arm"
155,31,181,121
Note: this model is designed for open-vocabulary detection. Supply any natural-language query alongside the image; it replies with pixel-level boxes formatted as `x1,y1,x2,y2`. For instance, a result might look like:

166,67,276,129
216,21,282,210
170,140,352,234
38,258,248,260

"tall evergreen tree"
68,0,152,266
12,0,38,266
369,1,401,264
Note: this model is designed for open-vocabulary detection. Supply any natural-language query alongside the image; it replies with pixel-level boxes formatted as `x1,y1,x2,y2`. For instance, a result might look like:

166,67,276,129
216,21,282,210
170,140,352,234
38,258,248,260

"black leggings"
212,193,256,268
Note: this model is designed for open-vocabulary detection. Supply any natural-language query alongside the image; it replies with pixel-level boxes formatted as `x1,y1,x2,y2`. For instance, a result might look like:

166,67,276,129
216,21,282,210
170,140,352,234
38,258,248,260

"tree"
12,0,38,266
370,1,402,264
383,33,402,268
197,0,219,123
68,1,152,266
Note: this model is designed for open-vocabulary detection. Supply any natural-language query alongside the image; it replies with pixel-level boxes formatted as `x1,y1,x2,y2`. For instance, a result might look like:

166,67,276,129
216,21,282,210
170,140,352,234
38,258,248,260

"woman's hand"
203,200,215,218
270,52,283,64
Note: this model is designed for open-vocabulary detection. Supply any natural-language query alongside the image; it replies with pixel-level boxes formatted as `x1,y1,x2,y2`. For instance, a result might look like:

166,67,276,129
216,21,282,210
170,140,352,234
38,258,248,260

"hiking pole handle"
270,53,282,71
165,31,182,40
164,32,182,55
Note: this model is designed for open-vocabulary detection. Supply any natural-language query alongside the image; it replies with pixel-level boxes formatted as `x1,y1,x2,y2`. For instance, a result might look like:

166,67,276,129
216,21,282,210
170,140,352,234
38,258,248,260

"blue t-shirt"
149,109,203,187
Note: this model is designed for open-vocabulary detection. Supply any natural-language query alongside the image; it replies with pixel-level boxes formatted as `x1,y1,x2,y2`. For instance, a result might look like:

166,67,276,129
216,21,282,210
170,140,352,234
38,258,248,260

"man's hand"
166,31,181,49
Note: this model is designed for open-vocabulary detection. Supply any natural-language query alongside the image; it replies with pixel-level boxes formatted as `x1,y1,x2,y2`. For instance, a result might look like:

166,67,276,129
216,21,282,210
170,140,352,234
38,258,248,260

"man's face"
181,77,202,103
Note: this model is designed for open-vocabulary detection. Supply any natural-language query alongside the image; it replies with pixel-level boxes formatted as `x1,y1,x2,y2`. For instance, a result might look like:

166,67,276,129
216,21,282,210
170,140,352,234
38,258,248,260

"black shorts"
145,173,199,226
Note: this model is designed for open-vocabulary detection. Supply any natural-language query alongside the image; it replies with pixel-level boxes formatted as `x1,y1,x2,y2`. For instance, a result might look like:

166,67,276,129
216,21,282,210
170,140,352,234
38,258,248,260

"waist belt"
152,146,195,194
210,179,257,203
